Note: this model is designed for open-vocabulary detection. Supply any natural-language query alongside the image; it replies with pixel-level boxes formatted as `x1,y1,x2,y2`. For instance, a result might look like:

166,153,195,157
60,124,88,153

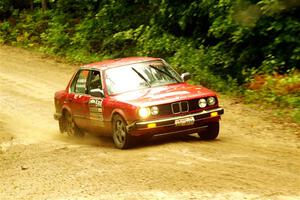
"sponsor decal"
89,98,104,126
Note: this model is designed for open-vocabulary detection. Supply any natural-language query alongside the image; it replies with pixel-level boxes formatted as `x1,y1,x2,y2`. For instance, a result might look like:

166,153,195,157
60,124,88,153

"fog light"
210,112,218,117
147,123,156,128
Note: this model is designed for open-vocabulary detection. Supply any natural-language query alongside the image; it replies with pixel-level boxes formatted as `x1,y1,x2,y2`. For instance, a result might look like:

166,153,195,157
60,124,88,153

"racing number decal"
89,98,104,127
90,98,102,108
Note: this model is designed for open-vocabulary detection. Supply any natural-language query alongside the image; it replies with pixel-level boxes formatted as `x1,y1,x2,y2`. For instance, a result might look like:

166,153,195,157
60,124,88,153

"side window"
70,70,89,94
88,70,102,93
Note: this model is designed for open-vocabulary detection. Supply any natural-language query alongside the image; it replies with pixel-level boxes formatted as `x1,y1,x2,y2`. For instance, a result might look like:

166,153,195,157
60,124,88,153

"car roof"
81,57,161,70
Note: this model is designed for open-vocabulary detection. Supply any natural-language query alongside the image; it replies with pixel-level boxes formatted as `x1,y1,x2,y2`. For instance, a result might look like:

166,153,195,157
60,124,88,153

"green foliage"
0,21,11,44
1,0,298,78
0,0,11,19
0,9,50,46
170,43,240,93
245,71,300,122
40,14,71,54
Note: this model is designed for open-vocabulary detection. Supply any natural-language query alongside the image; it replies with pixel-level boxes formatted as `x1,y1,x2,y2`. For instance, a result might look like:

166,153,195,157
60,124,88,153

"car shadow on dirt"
133,133,222,149
54,131,222,150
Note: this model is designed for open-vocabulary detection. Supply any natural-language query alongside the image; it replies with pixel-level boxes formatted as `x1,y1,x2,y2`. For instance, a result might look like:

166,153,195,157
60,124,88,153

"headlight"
207,97,216,106
150,106,159,115
138,107,150,118
198,98,207,108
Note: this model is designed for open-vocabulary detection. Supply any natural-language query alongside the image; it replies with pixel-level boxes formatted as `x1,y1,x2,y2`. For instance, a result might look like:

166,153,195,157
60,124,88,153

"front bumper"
127,107,224,136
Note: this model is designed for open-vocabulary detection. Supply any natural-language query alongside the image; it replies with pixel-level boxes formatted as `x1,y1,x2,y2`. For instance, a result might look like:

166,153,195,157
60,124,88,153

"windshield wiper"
131,67,151,87
149,65,179,83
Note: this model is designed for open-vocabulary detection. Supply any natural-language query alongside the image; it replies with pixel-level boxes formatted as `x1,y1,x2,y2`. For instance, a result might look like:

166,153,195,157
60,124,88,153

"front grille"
156,98,217,116
158,100,194,115
171,101,189,114
171,103,181,114
181,101,188,112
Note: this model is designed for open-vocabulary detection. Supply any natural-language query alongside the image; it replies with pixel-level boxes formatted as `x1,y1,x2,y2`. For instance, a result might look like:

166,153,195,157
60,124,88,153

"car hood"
112,83,216,107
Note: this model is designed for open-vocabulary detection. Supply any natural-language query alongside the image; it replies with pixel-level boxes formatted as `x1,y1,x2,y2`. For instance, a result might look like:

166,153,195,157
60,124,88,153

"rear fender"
61,106,72,118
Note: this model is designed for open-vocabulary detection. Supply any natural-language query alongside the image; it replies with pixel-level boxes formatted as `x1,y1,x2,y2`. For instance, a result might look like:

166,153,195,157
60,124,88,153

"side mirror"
90,88,104,98
181,72,191,82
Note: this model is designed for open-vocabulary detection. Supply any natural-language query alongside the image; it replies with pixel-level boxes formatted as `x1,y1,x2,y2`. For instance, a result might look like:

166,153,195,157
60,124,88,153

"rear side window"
70,70,89,94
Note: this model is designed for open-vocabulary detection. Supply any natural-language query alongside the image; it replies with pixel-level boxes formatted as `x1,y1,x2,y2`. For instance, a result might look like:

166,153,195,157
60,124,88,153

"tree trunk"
29,0,34,10
42,0,47,11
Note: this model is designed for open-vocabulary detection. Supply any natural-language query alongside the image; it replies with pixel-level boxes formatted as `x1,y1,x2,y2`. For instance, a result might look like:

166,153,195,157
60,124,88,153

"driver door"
86,70,105,134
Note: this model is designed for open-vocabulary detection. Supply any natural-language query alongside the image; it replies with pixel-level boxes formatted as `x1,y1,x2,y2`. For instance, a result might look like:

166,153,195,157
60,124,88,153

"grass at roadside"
244,71,300,123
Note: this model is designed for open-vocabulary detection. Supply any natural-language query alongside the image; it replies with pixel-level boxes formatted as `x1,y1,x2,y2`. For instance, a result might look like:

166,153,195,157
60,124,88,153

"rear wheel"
63,111,84,137
58,117,66,133
112,115,134,149
198,122,219,140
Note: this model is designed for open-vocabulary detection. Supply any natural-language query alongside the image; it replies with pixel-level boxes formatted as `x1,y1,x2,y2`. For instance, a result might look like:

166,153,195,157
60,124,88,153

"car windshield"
105,61,182,95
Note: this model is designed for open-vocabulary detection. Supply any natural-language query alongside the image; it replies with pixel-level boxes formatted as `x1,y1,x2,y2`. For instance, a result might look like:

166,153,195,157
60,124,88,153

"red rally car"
54,57,224,149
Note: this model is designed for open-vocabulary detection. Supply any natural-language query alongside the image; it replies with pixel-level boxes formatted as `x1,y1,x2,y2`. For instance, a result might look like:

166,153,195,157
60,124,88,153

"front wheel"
198,122,219,140
112,115,134,149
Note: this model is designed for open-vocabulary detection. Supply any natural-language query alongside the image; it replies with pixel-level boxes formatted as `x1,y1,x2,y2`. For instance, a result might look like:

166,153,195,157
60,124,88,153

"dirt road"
0,45,300,200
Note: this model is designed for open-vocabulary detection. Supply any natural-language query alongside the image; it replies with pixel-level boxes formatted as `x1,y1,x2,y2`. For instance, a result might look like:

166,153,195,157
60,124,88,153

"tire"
58,117,66,133
63,111,84,137
198,122,219,140
112,115,134,149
